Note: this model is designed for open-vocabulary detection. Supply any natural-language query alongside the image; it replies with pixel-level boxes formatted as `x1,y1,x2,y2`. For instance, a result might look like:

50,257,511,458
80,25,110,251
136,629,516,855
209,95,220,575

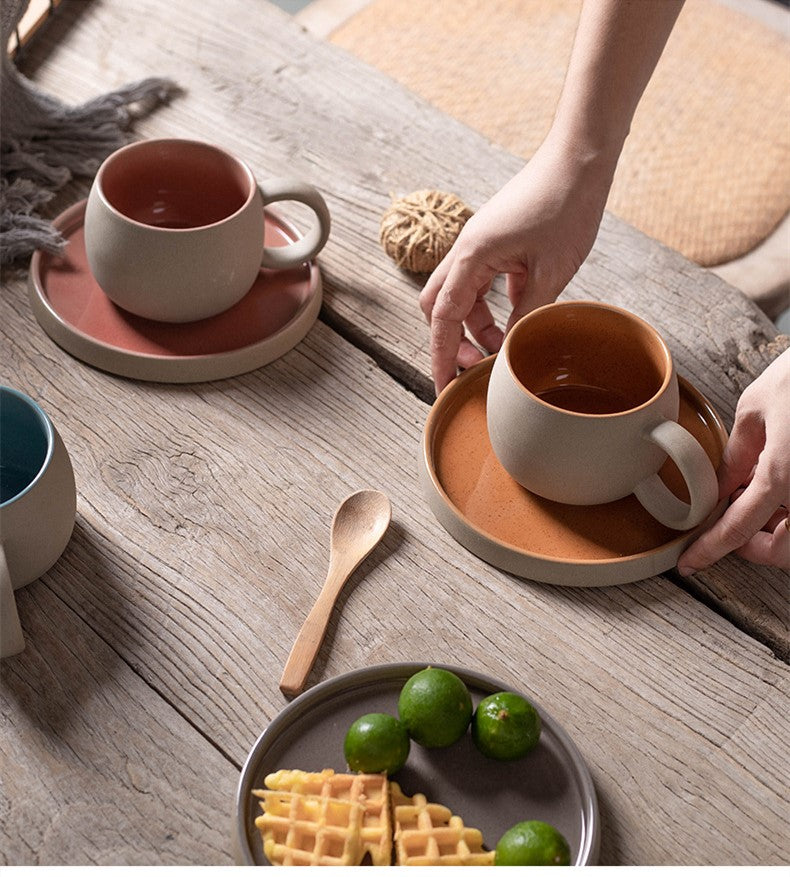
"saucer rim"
421,356,728,587
28,199,322,383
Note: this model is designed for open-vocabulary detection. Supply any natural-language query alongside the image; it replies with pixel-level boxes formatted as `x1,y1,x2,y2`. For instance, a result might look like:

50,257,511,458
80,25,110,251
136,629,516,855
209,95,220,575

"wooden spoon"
279,490,392,697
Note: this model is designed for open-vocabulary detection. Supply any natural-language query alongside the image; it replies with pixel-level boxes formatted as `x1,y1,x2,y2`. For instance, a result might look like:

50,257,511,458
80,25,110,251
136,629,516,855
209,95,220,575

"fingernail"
677,566,696,577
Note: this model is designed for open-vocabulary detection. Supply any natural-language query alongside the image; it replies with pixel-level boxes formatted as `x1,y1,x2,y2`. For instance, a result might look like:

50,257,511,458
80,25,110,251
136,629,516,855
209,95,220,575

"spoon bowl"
279,490,391,697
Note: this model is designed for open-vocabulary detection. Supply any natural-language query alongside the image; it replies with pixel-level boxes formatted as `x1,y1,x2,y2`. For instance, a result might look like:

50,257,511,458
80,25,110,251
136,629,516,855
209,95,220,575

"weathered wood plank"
5,0,63,58
15,0,788,655
2,266,789,863
0,582,235,865
4,0,789,865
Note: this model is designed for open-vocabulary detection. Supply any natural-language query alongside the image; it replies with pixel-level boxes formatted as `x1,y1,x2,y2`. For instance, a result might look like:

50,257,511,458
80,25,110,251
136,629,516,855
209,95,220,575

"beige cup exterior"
1,423,76,659
84,139,331,323
486,302,718,531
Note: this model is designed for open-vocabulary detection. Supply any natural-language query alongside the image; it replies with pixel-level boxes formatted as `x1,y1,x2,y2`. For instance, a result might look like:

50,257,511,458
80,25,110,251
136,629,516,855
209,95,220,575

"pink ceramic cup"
486,301,719,531
84,138,331,323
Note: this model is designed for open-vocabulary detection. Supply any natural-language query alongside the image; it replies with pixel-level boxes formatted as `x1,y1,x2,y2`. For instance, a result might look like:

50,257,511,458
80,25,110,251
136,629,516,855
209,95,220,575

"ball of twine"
379,189,473,274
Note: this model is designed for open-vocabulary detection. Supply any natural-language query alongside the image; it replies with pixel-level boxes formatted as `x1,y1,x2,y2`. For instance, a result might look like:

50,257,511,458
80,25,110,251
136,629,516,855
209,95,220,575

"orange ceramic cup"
486,301,718,531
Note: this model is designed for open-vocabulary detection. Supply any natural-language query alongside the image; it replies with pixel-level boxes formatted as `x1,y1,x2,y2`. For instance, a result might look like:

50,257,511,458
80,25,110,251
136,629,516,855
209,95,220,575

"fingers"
428,313,466,393
735,515,790,568
715,408,765,500
676,387,788,575
764,507,789,533
504,271,532,336
677,468,785,575
418,255,457,392
465,296,505,354
457,335,486,370
420,253,498,393
418,254,451,325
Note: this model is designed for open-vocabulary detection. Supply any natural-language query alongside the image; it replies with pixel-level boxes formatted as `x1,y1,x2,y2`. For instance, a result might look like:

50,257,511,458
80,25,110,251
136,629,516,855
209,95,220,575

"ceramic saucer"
234,663,599,865
421,356,728,587
28,200,322,382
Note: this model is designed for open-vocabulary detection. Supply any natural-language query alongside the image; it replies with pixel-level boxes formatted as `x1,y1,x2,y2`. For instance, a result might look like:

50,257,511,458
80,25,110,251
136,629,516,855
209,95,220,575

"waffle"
253,769,392,866
390,781,495,866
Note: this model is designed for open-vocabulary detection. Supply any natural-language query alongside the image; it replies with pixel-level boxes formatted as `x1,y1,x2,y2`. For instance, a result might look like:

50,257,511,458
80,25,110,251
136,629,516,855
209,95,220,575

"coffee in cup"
486,301,718,531
84,138,331,323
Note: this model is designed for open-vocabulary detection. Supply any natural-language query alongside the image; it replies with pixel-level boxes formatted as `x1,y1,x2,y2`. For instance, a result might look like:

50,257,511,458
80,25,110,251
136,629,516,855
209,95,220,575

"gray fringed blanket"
0,0,180,264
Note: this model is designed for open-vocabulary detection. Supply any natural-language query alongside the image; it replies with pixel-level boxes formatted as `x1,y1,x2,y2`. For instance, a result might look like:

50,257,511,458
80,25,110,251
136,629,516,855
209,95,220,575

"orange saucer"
28,200,321,382
421,357,728,587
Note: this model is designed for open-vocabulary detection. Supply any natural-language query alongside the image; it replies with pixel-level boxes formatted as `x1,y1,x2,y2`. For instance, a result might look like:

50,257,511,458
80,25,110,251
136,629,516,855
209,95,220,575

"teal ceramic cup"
1,387,76,658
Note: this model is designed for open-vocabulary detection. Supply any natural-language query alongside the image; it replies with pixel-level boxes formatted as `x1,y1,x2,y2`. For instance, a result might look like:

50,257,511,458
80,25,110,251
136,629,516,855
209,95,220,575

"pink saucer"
28,200,322,382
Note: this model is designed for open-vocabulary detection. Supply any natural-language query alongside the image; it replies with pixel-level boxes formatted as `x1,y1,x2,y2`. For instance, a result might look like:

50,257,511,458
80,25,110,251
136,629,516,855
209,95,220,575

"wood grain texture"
15,0,788,656
0,584,235,865
5,0,63,57
2,0,788,865
279,490,392,696
2,271,789,864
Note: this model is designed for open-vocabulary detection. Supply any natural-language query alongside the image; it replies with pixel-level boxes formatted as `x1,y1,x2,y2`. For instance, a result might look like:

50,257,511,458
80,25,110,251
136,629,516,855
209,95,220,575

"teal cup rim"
0,386,55,508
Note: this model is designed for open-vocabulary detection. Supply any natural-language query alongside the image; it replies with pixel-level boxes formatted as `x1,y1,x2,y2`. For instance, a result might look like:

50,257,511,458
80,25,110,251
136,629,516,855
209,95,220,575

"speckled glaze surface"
83,139,330,323
422,356,727,587
28,200,322,383
486,301,719,530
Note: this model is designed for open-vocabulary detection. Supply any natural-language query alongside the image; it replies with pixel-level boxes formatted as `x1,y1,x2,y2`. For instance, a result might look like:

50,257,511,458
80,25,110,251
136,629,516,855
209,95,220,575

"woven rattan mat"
331,0,790,266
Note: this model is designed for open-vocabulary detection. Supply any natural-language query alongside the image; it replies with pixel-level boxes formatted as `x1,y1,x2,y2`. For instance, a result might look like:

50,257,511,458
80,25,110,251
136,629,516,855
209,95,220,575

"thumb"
717,410,765,499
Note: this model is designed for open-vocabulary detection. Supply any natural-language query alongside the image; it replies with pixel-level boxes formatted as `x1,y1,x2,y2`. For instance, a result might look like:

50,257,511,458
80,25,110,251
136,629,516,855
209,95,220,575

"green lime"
495,820,571,866
343,713,410,775
397,666,473,748
471,691,541,760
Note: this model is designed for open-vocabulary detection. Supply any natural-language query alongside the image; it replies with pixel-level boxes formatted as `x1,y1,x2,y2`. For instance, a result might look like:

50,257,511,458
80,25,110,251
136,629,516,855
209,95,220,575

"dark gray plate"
234,663,599,865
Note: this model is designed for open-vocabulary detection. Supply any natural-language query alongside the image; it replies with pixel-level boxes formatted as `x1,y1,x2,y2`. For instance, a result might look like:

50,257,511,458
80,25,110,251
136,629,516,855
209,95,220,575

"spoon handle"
279,563,357,698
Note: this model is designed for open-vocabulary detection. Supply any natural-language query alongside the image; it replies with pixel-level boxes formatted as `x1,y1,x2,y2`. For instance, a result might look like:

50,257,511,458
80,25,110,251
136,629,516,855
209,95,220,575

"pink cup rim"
94,138,257,232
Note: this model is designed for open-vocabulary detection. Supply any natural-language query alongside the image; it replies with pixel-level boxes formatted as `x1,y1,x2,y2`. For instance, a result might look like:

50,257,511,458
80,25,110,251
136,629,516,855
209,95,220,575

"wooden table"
2,0,788,865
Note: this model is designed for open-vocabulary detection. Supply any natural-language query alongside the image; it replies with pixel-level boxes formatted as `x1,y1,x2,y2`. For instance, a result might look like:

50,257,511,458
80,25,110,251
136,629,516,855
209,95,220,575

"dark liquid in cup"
537,383,639,414
0,464,36,503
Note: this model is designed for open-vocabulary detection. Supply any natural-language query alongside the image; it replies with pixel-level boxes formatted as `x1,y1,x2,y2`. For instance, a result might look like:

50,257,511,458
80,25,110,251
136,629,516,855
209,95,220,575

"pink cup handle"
258,179,331,270
633,419,719,531
1,545,25,659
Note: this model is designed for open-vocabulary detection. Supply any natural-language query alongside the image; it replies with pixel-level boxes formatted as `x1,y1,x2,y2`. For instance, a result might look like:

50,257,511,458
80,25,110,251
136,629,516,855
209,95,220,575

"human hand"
419,133,617,393
678,348,790,574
